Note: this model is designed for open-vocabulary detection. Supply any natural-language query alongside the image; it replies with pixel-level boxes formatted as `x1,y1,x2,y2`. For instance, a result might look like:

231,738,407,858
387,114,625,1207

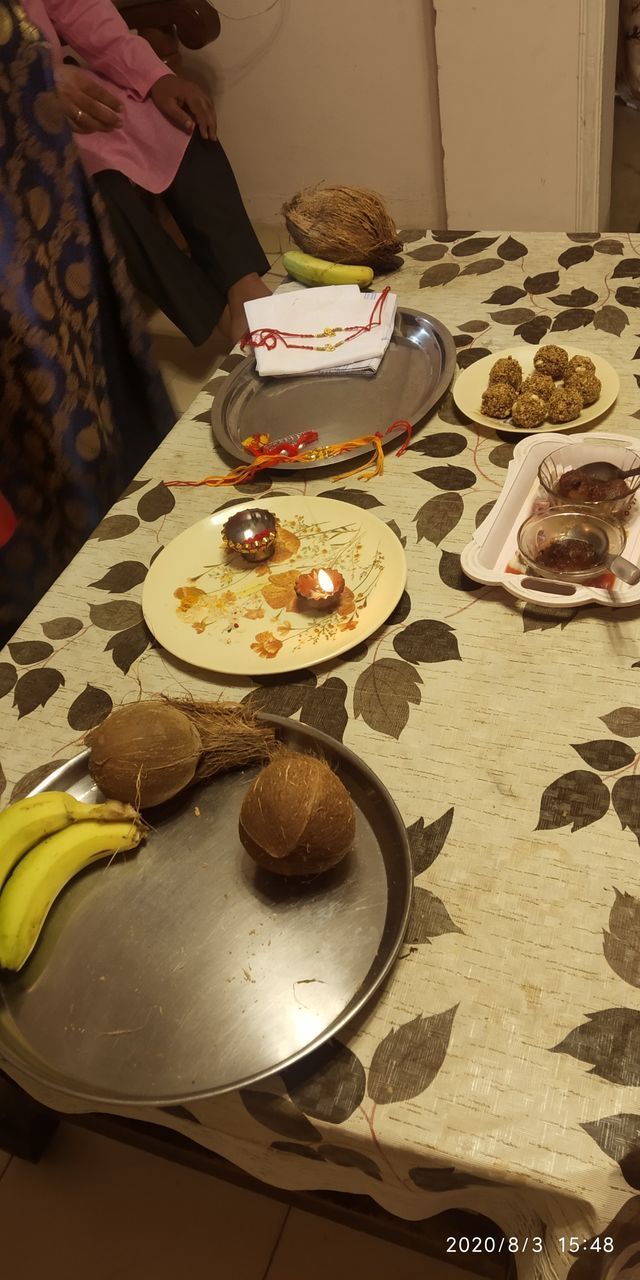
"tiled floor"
0,1126,477,1280
147,222,290,416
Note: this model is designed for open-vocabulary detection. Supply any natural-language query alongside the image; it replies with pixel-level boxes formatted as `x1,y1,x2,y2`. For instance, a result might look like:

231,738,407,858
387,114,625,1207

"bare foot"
228,273,272,346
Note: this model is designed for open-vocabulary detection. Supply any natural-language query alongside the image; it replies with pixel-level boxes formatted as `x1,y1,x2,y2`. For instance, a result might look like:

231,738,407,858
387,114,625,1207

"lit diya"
222,507,277,563
294,568,345,611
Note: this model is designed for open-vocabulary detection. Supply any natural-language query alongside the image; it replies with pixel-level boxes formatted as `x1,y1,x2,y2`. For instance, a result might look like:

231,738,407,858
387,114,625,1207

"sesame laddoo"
547,386,582,424
564,369,601,407
511,392,547,429
481,381,518,419
566,354,595,379
488,356,522,390
521,372,554,401
533,345,569,379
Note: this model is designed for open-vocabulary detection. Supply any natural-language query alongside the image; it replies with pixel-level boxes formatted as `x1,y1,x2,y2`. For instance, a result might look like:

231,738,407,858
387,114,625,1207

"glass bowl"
538,442,640,520
517,508,625,583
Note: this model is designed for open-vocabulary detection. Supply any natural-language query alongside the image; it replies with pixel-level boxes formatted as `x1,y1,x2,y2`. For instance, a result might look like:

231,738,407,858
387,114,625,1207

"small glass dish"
538,442,640,520
517,508,625,583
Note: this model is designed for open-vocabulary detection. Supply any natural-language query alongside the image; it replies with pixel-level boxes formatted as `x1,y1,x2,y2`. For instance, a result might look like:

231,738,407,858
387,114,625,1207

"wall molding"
575,0,618,230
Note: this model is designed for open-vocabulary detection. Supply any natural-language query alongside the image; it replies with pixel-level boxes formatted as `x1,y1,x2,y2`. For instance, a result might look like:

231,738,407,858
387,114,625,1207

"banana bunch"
0,791,145,971
282,250,373,288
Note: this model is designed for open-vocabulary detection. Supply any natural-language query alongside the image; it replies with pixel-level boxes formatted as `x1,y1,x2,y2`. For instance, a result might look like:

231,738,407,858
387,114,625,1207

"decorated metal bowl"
222,508,277,563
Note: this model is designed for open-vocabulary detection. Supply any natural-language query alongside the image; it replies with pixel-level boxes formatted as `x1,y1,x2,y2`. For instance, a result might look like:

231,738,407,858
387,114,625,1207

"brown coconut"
87,701,202,809
239,753,355,877
282,185,403,270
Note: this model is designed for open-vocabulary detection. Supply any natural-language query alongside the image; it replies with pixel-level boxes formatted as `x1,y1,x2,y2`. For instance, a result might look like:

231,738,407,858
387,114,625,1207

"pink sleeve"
43,0,170,98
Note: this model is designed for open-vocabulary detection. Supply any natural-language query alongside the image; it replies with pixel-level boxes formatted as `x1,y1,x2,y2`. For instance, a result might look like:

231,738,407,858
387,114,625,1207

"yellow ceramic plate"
142,496,407,675
453,343,619,435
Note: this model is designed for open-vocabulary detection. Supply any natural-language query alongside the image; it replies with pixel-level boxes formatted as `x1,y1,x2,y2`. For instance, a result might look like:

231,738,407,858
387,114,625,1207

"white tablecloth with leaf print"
4,231,640,1280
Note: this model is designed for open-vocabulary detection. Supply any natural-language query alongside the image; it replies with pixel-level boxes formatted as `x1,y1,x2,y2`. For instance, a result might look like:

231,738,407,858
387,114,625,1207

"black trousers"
95,134,270,346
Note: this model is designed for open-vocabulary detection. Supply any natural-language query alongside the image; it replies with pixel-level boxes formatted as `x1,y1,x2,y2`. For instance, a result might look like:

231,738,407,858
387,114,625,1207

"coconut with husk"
239,753,355,877
86,699,278,810
282,184,403,270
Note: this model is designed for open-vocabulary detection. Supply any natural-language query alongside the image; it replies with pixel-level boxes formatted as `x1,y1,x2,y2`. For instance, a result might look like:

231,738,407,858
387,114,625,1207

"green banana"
0,818,145,971
0,790,138,894
283,250,373,288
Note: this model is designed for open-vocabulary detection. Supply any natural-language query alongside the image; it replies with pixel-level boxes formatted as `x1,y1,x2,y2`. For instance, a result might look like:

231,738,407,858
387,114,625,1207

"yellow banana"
0,790,138,893
0,818,145,971
283,250,373,288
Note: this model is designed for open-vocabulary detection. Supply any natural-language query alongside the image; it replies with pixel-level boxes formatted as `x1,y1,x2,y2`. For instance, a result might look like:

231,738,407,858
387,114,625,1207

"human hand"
150,74,217,140
54,64,123,133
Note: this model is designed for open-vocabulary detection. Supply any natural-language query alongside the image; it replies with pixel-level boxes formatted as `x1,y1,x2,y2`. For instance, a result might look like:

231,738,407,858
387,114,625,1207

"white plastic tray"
461,432,640,607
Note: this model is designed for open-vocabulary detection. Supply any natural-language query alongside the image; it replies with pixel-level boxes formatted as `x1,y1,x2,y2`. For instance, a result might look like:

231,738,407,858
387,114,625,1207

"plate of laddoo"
452,344,619,434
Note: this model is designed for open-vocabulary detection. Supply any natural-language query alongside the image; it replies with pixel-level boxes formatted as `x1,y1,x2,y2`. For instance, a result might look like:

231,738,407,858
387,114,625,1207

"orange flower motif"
244,607,265,620
192,620,207,634
277,620,293,635
214,590,236,611
250,630,283,659
340,619,358,632
174,585,205,612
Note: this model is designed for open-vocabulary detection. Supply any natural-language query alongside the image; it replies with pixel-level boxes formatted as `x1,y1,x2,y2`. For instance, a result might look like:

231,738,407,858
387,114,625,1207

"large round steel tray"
211,306,456,470
0,717,412,1107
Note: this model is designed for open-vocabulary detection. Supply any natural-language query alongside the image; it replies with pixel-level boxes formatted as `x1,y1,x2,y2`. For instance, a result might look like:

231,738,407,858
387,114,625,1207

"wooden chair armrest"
118,1,221,49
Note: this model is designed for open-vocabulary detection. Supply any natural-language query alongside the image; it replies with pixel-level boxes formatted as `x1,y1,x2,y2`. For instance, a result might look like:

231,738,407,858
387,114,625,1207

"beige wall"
433,0,618,231
185,0,445,228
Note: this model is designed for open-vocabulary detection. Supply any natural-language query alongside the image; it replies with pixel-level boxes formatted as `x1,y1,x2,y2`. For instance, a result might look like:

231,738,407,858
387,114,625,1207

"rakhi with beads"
239,287,391,355
164,421,413,490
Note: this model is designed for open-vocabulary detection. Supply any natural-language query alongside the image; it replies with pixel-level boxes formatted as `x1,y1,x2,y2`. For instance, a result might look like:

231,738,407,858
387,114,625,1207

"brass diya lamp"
294,568,345,611
222,508,277,563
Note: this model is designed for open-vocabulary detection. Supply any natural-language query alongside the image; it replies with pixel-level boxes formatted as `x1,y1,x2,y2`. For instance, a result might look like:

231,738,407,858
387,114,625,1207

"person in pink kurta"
22,0,271,345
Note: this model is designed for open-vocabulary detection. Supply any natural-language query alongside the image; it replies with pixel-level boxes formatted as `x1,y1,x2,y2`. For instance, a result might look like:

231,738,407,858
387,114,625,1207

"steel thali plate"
211,306,456,469
0,717,412,1107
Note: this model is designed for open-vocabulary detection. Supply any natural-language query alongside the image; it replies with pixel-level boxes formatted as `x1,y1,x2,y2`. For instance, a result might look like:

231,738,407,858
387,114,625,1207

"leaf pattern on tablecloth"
90,561,148,593
10,758,71,802
552,1008,640,1085
0,663,17,698
317,488,382,509
451,237,499,257
408,244,445,262
456,347,491,369
239,1089,322,1142
438,551,480,594
13,669,65,719
416,466,476,491
242,671,317,717
558,244,595,269
137,482,175,521
386,519,406,547
368,1007,457,1104
550,288,599,307
420,263,460,288
283,1040,366,1124
89,600,143,631
91,513,140,541
353,658,422,739
488,443,514,468
616,287,640,309
552,308,596,332
408,809,454,875
522,604,578,632
459,259,504,278
603,890,640,989
491,307,536,326
41,617,83,640
0,763,5,800
437,389,469,426
475,500,495,528
536,771,610,833
612,777,640,845
388,590,411,624
582,1114,640,1189
485,285,527,305
319,1145,382,1180
66,684,113,731
612,259,640,279
298,677,348,742
393,620,461,664
571,741,636,771
595,238,624,254
406,887,462,944
593,305,628,335
105,622,151,674
497,236,528,260
414,493,464,546
600,708,640,737
517,315,552,344
524,271,560,294
8,640,53,664
408,432,467,458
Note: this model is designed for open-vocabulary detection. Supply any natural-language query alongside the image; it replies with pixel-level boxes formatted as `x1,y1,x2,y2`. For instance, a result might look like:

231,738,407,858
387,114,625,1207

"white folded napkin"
243,285,397,378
